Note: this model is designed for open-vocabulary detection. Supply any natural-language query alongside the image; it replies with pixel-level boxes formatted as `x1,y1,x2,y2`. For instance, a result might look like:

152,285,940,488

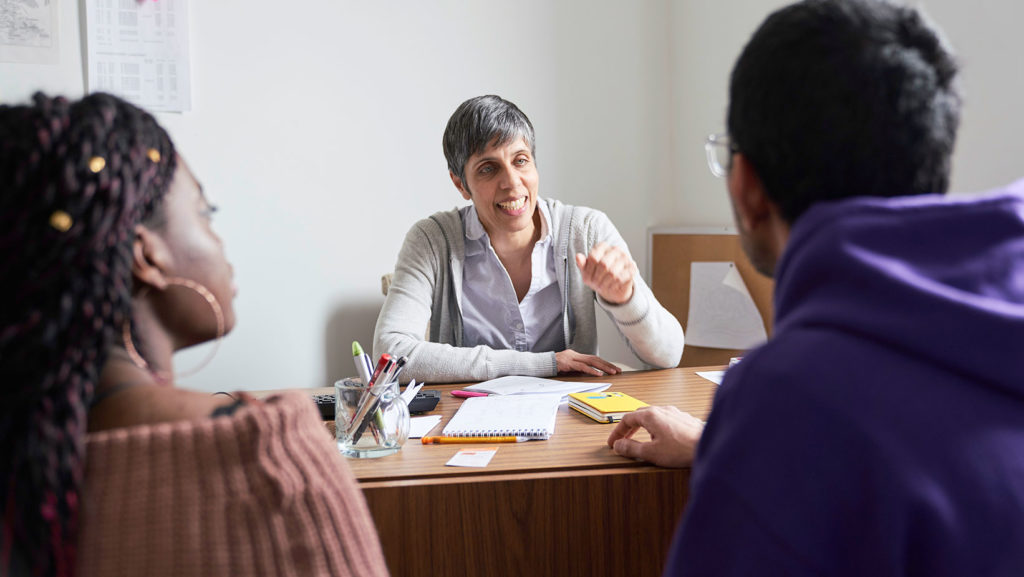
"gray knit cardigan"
373,198,684,383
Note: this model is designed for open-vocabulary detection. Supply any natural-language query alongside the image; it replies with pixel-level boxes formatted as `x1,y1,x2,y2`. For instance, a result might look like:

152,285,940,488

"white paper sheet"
400,380,423,405
686,262,767,350
0,0,58,64
696,370,726,385
445,447,498,468
408,415,442,439
86,0,191,112
464,375,610,399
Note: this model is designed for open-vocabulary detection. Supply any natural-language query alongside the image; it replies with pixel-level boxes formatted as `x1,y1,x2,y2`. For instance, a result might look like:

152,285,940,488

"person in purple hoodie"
607,0,1024,574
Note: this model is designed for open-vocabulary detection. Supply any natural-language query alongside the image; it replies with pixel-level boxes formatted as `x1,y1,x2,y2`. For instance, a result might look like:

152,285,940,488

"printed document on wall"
685,262,767,350
0,0,59,64
86,0,191,112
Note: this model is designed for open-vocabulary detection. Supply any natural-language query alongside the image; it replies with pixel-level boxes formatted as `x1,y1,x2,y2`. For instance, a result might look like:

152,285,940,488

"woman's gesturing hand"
575,243,636,305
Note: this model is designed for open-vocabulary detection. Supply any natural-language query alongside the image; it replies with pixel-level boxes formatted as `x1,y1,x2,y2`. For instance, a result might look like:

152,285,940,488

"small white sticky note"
445,447,498,468
408,415,442,439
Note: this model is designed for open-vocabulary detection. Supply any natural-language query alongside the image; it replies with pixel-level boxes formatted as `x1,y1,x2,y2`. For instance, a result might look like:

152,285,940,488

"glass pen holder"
335,378,410,458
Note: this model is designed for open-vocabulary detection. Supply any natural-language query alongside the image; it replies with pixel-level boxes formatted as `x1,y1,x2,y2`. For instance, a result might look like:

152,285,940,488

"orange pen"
421,436,525,444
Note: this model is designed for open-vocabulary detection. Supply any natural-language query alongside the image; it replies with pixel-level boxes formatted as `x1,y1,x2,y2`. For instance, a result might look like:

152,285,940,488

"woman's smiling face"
451,136,539,240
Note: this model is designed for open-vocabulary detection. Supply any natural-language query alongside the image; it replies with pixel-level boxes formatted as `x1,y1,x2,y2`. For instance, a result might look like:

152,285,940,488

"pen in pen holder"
335,378,410,459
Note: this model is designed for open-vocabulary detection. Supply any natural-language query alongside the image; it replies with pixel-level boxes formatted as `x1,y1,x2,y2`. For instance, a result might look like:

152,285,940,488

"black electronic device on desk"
311,389,441,420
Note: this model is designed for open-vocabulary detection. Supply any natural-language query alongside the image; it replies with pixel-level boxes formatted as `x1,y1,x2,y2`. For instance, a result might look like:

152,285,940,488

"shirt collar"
464,204,487,242
536,200,553,243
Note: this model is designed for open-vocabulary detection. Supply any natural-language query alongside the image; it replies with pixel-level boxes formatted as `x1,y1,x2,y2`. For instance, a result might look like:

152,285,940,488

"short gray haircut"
442,95,536,186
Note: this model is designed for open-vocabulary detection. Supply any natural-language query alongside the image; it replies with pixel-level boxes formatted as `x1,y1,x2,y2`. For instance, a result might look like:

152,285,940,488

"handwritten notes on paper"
686,262,767,350
0,0,58,64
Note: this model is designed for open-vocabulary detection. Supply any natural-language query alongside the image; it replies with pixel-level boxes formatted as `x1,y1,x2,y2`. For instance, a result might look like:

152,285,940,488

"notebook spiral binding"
456,428,545,438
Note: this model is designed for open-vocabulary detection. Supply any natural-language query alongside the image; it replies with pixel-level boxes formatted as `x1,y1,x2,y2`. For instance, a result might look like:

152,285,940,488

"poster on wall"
86,0,191,112
685,261,768,350
0,0,59,65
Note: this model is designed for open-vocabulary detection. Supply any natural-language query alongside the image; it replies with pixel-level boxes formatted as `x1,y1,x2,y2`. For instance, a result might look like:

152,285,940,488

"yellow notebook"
568,391,648,423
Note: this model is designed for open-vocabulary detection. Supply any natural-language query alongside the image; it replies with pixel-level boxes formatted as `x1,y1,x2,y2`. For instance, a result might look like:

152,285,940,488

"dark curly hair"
0,92,177,576
728,0,961,223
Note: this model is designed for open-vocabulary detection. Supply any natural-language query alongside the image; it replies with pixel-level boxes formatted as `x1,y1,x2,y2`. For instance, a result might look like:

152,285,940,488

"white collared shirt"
460,201,565,353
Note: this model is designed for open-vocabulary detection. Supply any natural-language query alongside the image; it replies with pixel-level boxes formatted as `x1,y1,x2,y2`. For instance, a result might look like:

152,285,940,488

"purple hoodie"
666,181,1024,576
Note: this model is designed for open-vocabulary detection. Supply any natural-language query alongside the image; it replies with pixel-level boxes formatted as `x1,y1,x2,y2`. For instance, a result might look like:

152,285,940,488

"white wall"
662,0,790,229
917,0,1024,193
664,0,1024,232
2,1,1021,391
1,0,671,390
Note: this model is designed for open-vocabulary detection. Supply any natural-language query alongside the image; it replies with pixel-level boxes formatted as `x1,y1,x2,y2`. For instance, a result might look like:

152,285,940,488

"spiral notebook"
442,394,561,440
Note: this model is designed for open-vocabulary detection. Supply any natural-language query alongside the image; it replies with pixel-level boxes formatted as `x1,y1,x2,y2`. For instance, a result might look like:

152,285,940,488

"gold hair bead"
147,148,161,163
49,210,73,232
88,156,106,173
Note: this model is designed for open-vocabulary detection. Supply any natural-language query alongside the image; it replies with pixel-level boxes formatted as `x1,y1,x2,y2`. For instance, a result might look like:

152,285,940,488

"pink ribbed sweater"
76,393,389,577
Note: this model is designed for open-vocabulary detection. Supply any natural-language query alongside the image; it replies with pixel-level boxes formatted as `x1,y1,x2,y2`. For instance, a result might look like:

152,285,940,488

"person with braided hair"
0,93,388,577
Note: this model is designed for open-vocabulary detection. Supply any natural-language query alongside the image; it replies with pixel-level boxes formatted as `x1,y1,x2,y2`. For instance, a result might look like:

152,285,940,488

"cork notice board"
649,228,775,367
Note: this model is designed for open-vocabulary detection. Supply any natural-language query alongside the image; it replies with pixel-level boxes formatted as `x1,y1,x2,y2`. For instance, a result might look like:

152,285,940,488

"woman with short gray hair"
374,95,684,382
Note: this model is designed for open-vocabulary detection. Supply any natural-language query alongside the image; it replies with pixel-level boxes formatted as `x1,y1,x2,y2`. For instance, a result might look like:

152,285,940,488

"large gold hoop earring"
123,276,226,383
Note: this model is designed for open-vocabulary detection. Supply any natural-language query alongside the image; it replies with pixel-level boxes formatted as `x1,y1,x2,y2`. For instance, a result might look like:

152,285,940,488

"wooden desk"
341,367,719,577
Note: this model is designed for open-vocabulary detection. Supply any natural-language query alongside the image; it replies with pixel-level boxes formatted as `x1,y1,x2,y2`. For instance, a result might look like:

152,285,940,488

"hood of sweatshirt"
773,179,1024,396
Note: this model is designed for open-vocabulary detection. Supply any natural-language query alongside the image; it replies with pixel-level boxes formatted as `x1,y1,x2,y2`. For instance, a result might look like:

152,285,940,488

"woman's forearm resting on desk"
378,334,560,382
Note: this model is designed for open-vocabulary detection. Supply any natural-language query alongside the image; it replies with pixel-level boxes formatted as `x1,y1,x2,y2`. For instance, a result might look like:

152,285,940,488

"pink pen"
451,390,490,398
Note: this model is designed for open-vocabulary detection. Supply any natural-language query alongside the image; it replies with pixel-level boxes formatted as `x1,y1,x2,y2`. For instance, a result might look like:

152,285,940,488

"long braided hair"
0,93,177,576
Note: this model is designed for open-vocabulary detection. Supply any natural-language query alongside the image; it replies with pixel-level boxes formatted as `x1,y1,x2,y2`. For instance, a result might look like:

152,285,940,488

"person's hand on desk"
575,242,636,304
556,349,621,376
607,406,705,468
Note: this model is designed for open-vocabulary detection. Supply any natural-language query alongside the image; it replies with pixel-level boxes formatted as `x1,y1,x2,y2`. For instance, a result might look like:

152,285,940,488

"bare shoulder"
87,386,243,432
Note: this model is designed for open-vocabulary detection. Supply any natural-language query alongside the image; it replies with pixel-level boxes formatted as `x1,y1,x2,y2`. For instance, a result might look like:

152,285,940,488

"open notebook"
442,394,561,440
